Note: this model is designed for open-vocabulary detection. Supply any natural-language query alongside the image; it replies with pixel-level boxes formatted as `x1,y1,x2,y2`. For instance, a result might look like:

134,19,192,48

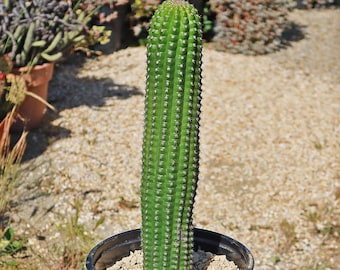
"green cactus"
141,1,202,269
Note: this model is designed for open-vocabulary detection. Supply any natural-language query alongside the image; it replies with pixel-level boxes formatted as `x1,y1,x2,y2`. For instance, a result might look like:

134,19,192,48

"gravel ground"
10,8,340,270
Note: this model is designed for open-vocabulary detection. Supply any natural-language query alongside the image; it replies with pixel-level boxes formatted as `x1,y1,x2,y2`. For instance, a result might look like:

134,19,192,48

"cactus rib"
141,1,202,269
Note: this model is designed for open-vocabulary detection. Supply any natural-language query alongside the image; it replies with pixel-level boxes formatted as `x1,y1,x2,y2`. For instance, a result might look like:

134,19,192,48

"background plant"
130,0,212,45
71,0,125,52
0,54,27,269
296,0,340,8
141,1,202,269
0,0,111,67
0,108,27,267
54,198,105,269
0,109,27,220
0,56,26,122
210,0,295,55
129,0,163,45
0,227,26,267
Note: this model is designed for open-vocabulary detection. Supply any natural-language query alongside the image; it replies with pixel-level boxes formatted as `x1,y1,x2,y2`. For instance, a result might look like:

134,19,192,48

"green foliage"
0,227,26,267
0,0,111,67
203,2,214,33
210,0,295,55
141,1,202,269
0,0,86,66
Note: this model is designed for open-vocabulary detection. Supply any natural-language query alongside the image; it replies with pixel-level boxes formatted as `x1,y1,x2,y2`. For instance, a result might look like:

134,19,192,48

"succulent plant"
131,0,210,46
72,0,128,23
297,0,340,8
210,0,295,55
0,0,94,67
133,0,162,18
141,0,202,269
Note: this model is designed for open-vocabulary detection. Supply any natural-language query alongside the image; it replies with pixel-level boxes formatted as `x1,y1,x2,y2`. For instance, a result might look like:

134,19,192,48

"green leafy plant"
0,227,26,267
141,0,202,269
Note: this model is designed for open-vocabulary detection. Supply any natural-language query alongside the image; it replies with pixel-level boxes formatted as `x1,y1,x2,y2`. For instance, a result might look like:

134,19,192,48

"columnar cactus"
141,1,202,269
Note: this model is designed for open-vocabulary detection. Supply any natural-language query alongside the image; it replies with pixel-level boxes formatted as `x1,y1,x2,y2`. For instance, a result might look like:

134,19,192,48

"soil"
107,250,238,270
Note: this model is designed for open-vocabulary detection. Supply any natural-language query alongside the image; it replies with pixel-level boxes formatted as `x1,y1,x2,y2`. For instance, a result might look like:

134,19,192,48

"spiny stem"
141,1,202,269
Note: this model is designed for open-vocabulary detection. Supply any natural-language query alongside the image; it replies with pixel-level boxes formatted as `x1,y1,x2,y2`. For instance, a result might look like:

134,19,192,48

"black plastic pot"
86,228,254,270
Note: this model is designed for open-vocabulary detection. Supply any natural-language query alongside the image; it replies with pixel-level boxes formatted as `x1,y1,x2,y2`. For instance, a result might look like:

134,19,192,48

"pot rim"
86,228,254,270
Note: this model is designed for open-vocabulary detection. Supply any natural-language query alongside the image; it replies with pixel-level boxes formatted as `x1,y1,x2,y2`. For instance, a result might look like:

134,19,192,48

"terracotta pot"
11,62,54,131
86,228,254,270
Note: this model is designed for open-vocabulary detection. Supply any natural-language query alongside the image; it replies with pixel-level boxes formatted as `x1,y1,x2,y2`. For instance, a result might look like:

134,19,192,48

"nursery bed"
10,8,340,269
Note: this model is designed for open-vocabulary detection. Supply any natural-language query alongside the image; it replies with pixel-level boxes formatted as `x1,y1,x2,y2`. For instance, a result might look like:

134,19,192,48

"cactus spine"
141,1,202,269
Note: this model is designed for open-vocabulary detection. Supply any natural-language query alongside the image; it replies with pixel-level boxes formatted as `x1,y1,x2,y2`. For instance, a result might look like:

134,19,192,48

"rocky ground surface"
6,8,340,270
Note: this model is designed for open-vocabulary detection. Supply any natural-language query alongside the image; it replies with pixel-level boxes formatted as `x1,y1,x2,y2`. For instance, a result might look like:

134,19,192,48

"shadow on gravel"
15,55,143,161
281,21,306,44
10,117,71,162
48,61,143,111
17,20,305,162
21,123,71,161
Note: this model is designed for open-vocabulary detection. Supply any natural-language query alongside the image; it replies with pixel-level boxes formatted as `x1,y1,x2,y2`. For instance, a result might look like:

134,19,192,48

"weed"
335,187,340,201
302,201,339,239
303,261,331,270
55,198,105,270
118,196,138,209
272,255,281,265
248,224,273,231
0,109,27,219
278,219,297,253
313,139,327,150
0,227,27,267
0,110,29,269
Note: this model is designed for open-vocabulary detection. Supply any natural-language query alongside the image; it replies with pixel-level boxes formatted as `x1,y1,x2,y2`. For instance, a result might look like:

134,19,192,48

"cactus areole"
141,1,203,269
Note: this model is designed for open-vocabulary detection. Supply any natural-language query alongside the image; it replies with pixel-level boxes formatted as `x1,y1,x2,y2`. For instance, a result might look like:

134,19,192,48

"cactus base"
86,228,254,270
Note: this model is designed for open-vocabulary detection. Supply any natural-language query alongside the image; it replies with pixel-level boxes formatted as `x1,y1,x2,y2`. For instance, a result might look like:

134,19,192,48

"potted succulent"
75,0,131,53
0,0,108,130
87,1,254,269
